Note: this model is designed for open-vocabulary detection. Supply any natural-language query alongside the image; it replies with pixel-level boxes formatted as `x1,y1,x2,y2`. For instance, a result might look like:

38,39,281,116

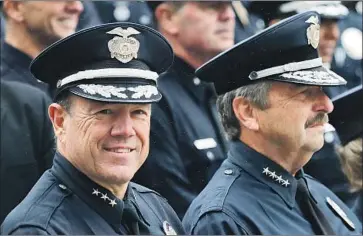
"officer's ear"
232,97,259,131
2,0,26,22
48,103,68,143
154,2,183,35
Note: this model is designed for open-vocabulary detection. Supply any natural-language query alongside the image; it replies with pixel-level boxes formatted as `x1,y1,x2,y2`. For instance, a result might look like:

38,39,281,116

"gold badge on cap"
305,15,320,49
107,27,140,63
162,221,177,235
326,197,355,231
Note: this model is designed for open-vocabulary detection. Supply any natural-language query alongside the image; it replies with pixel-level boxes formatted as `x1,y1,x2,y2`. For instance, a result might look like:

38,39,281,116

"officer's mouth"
103,147,135,154
306,123,326,129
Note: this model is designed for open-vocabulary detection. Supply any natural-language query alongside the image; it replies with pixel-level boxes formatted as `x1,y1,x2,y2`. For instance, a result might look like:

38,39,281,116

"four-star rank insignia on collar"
107,27,141,63
262,167,290,187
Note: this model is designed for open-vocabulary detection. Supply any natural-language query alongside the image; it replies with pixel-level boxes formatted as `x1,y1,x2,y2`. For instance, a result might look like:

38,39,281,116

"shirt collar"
170,56,217,102
1,42,33,70
51,152,149,230
227,141,306,208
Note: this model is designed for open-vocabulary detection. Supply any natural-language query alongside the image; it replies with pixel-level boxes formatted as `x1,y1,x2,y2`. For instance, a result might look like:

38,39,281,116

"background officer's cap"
329,85,363,145
195,11,347,95
30,22,173,103
249,1,348,25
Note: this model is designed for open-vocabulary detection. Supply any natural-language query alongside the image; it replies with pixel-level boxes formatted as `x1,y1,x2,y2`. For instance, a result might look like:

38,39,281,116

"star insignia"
92,188,100,196
262,167,270,175
282,179,290,187
275,175,283,183
101,193,109,201
109,199,117,207
269,171,277,179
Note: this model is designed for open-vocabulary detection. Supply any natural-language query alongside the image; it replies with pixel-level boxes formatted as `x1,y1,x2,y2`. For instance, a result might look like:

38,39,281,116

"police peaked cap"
195,11,346,95
30,22,174,103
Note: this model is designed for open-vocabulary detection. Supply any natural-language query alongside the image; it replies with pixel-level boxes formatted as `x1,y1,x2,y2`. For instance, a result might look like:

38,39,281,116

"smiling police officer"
0,22,184,235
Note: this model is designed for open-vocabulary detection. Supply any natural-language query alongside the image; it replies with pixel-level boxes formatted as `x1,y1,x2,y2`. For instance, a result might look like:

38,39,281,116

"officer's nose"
219,3,235,22
111,113,136,138
65,0,84,15
321,20,340,42
313,88,334,114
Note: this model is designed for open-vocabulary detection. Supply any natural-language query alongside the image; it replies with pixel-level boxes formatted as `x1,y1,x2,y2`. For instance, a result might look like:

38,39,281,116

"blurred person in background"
133,1,235,219
331,1,362,91
329,85,363,223
0,0,83,224
0,80,55,224
1,0,83,95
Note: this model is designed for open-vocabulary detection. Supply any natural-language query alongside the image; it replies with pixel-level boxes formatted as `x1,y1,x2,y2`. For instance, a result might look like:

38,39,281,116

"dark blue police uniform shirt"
305,131,362,221
0,42,51,95
0,152,185,235
182,141,362,235
133,56,229,219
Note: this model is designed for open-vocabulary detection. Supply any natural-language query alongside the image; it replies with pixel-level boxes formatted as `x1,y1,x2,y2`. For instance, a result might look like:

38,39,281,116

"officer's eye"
132,109,148,116
98,109,113,115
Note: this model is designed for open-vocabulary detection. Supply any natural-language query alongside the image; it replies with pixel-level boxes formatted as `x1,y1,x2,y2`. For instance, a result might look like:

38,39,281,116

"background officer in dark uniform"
331,1,362,91
0,80,55,224
1,0,84,95
1,22,184,235
132,1,234,219
183,11,362,235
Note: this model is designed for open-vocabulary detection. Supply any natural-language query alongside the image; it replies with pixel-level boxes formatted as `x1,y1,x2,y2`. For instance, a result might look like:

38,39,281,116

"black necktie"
122,200,148,235
296,178,335,235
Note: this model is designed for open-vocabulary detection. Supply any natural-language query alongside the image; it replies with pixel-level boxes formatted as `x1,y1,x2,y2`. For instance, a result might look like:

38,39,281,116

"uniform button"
224,169,233,175
206,151,215,161
193,77,201,85
58,184,67,190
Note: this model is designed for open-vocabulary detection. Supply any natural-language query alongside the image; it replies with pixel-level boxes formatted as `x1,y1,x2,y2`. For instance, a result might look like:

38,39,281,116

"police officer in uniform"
249,0,360,217
182,11,362,235
132,1,234,219
1,22,184,235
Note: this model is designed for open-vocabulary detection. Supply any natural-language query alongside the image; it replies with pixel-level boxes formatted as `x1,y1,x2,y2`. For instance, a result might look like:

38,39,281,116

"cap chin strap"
57,68,159,88
249,58,323,80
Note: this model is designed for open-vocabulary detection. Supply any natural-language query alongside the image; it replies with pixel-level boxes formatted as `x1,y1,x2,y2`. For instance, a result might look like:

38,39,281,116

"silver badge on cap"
326,197,355,230
305,15,320,49
162,221,177,235
107,27,140,63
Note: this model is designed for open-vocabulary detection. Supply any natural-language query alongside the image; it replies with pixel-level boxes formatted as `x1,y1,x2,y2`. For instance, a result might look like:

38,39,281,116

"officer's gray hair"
217,81,273,140
55,91,72,113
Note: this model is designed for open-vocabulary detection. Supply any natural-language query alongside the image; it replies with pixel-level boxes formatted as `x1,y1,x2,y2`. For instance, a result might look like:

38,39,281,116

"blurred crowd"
0,0,362,232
